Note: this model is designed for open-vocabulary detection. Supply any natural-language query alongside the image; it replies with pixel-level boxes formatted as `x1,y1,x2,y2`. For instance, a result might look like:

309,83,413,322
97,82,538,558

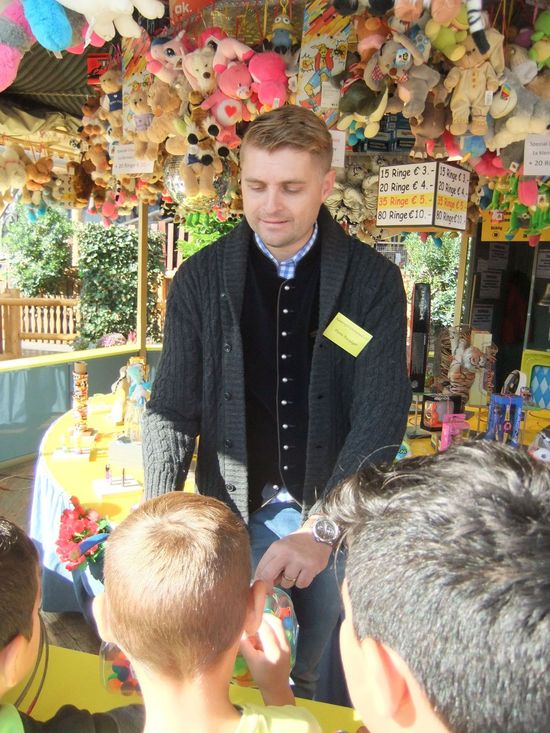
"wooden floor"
0,458,101,655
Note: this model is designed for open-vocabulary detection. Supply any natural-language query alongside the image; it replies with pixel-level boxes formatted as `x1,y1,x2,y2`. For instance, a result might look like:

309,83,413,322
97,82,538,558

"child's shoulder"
0,703,24,732
236,703,322,733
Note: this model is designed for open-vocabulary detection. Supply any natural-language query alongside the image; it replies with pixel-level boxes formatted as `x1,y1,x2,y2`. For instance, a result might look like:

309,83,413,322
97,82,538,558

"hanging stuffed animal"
56,0,165,41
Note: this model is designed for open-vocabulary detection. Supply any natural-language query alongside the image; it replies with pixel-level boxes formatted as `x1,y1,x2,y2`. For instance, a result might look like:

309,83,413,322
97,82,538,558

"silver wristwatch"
311,517,340,547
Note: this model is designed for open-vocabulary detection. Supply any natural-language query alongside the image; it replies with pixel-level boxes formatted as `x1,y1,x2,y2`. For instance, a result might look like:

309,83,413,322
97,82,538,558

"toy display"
0,0,548,236
439,412,470,450
484,393,523,447
420,393,462,431
233,587,299,687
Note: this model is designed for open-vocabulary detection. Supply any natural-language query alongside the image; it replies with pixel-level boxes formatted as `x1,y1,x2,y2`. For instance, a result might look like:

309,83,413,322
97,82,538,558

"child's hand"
239,613,294,706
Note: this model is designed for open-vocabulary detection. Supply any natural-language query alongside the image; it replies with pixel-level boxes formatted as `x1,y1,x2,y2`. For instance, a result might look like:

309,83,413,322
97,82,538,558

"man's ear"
321,168,337,201
360,638,409,719
0,634,28,690
92,592,116,644
243,579,267,636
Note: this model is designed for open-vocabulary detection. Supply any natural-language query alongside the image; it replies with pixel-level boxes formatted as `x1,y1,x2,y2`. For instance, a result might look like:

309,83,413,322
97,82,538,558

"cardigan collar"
222,204,350,329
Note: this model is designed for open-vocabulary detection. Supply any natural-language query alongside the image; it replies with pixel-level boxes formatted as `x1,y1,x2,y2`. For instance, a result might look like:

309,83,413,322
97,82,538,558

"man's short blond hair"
103,493,251,680
241,106,334,172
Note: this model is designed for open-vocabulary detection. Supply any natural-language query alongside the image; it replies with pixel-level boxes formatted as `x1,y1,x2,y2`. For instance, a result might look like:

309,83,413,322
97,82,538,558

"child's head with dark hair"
0,517,41,697
322,442,550,733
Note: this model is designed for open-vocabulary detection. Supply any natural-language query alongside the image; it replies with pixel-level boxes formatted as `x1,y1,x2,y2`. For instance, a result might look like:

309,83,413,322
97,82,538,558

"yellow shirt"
235,704,322,733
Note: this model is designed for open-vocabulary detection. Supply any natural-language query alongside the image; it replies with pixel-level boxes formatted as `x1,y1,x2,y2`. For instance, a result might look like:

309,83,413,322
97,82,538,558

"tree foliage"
76,223,165,345
2,205,74,295
402,233,463,331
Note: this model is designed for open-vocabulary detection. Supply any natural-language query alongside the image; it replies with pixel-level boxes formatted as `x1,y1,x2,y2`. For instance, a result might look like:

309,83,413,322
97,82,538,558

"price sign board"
524,134,550,176
376,162,470,231
434,162,470,230
376,162,437,228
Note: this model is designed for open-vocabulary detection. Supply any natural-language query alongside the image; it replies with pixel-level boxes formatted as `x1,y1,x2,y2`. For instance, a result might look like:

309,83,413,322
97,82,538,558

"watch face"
314,518,339,543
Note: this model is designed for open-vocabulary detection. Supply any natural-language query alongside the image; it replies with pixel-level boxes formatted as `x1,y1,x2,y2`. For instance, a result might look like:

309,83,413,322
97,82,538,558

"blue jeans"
249,501,344,702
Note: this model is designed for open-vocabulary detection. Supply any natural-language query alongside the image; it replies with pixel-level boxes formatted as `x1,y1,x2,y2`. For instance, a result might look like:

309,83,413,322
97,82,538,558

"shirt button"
282,377,288,383
224,343,232,352
283,465,289,470
224,439,233,448
283,309,289,314
284,285,290,291
220,292,227,299
281,354,287,359
283,445,289,450
224,391,232,400
281,400,288,405
282,423,289,429
317,394,324,399
281,331,288,336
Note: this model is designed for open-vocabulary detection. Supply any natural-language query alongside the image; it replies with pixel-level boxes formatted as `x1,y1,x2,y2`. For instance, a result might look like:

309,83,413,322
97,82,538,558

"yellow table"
6,646,364,733
29,395,147,613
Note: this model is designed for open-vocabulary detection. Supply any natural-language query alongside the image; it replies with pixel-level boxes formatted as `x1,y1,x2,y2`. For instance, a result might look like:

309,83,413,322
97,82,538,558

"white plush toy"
58,0,164,40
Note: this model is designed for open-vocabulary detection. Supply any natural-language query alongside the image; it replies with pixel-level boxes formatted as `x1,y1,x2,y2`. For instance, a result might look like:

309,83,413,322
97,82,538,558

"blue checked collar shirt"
254,222,318,280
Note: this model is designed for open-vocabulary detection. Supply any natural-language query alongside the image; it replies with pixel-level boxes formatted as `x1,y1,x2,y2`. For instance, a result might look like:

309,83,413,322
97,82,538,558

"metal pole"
523,242,538,353
136,202,148,359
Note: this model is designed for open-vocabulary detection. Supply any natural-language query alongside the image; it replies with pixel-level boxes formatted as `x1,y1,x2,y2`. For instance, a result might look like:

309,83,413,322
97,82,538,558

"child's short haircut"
103,493,251,680
0,517,39,650
322,442,550,733
241,106,334,173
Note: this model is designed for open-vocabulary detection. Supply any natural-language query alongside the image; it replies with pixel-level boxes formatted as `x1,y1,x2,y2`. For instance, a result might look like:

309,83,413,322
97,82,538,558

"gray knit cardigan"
142,206,412,521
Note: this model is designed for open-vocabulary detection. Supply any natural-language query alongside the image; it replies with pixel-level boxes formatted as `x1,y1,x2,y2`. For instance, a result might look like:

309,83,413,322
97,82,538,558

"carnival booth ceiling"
0,0,549,237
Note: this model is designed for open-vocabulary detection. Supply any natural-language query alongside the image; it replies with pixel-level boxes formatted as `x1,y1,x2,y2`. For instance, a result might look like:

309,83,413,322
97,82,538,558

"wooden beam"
136,201,149,359
453,232,470,326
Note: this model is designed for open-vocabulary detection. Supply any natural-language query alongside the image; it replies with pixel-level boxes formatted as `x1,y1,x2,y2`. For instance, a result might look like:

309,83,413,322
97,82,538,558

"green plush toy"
425,3,469,61
530,9,550,69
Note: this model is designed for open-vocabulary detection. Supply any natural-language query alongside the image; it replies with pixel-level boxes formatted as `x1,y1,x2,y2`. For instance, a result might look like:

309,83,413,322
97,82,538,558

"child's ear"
92,593,116,644
243,579,267,636
360,638,410,720
0,634,28,690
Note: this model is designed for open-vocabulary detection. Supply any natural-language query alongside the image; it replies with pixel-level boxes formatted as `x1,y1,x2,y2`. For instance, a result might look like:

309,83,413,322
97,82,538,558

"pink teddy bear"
248,51,288,112
201,62,255,148
199,26,255,74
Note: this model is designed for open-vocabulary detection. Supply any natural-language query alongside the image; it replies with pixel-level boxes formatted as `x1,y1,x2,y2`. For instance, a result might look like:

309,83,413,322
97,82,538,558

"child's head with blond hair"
96,492,255,680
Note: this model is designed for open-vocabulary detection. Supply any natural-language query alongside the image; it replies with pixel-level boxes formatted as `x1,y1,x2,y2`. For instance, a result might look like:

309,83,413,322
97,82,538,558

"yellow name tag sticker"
323,313,372,357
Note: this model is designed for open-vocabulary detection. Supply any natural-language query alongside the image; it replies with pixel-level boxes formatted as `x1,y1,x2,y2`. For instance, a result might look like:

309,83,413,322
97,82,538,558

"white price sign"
524,134,550,176
376,162,437,227
112,144,154,175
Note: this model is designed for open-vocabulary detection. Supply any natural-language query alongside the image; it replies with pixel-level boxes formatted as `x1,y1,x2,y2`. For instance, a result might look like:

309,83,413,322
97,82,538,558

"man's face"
240,144,335,261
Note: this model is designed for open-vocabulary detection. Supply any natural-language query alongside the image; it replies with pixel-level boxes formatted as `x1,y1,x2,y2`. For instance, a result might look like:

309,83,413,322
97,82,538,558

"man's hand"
254,522,332,590
239,614,294,706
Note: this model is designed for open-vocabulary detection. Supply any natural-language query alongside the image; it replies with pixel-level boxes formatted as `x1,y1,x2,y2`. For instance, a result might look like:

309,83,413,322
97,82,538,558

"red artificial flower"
56,496,111,572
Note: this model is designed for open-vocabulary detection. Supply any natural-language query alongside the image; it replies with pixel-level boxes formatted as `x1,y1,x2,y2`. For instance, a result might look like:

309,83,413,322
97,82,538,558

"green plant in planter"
76,223,165,345
178,212,241,259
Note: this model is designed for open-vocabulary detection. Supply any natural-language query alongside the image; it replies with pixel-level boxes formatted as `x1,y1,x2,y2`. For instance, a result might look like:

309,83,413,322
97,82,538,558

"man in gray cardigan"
142,106,411,702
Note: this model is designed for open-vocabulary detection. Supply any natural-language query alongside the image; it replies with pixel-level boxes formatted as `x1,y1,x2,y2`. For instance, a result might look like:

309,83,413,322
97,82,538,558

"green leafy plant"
2,204,75,295
178,212,240,259
76,223,165,345
402,233,463,331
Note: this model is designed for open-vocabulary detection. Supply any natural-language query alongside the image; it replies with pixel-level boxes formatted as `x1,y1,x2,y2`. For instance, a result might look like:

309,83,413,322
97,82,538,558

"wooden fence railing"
0,289,80,359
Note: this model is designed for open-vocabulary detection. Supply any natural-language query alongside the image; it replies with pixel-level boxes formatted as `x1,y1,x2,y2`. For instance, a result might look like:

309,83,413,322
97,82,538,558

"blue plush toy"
22,0,73,51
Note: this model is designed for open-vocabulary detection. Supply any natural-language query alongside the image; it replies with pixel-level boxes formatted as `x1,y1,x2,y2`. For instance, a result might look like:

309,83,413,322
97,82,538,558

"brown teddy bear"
98,67,123,143
443,29,505,135
25,157,54,191
126,89,159,161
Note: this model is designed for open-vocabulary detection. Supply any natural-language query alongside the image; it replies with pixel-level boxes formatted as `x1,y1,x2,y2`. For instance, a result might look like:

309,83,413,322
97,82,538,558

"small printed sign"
524,134,550,176
112,144,154,175
330,129,346,168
